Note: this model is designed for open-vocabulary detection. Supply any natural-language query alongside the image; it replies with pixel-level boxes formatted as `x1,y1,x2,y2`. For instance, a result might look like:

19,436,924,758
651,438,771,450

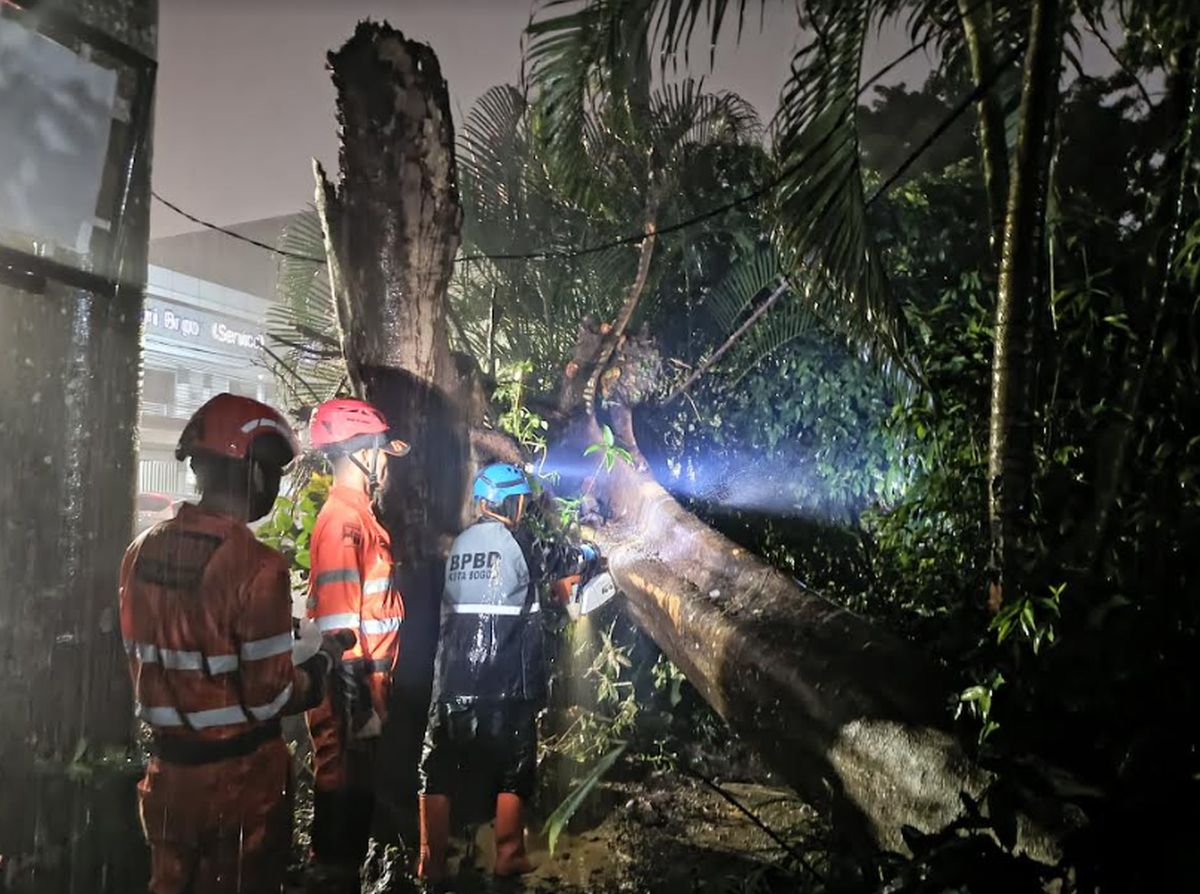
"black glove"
296,630,357,712
319,630,373,744
319,629,357,668
334,666,376,745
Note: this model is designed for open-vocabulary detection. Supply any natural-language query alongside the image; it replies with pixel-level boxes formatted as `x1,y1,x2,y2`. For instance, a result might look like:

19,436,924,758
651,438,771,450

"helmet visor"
379,437,410,457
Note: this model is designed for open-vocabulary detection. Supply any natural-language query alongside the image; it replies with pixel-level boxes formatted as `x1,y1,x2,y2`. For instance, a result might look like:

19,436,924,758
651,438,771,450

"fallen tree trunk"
574,407,1071,862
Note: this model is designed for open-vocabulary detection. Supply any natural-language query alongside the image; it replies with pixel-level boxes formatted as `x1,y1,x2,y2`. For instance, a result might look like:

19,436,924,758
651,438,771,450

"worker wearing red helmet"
305,397,409,886
119,393,355,894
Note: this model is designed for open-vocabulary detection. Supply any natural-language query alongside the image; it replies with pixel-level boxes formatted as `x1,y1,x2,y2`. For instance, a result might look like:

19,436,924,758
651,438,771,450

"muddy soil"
333,770,823,894
1,763,819,894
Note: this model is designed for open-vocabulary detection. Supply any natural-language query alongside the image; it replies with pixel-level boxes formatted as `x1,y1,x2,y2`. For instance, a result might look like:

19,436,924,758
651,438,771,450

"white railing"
139,459,185,497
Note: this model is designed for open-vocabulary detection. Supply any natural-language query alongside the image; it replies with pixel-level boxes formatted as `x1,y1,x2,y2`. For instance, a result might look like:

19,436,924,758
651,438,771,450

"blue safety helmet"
473,463,532,505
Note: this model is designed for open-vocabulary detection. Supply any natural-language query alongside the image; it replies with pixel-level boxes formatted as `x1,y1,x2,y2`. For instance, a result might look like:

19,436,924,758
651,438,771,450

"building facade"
137,214,295,505
138,263,276,500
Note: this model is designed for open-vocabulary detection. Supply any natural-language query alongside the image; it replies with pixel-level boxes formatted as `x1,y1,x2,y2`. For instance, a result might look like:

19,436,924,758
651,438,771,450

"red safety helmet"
176,393,299,467
309,398,410,457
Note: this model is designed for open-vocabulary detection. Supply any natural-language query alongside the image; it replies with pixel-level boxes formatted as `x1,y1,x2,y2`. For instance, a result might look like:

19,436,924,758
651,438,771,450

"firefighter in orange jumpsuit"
119,393,354,894
305,398,409,886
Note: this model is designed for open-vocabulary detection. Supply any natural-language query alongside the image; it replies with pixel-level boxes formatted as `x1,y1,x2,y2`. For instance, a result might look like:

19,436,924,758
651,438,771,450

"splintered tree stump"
314,20,469,842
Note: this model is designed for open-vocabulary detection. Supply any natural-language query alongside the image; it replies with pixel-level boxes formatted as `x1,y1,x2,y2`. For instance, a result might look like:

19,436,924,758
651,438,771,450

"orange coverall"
120,504,315,894
305,484,404,866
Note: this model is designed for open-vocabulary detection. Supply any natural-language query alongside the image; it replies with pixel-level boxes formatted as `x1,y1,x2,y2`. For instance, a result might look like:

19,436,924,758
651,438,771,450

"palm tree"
459,73,765,410
525,0,1076,601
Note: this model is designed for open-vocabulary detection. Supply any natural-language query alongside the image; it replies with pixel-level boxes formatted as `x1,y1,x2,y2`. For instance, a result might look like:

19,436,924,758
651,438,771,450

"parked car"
135,492,178,534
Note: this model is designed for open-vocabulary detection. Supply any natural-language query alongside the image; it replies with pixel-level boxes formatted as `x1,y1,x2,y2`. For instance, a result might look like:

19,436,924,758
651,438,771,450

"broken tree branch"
666,279,788,405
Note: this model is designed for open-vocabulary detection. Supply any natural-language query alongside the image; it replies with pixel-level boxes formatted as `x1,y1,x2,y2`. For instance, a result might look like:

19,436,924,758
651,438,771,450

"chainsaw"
551,542,618,620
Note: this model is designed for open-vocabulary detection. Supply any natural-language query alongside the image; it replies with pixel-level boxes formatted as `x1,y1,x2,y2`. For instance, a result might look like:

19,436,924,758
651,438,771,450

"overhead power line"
152,191,326,263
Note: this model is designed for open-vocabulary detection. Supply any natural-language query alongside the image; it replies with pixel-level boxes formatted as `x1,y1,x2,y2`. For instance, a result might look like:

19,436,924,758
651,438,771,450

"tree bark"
314,21,467,841
987,0,1062,604
558,220,657,415
957,0,1010,252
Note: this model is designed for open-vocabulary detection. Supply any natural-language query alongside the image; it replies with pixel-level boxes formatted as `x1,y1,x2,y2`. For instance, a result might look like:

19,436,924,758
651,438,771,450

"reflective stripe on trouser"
138,736,290,894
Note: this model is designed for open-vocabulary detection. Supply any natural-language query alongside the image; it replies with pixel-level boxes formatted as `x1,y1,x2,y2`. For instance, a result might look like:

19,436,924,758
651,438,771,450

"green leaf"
583,444,602,457
542,743,627,855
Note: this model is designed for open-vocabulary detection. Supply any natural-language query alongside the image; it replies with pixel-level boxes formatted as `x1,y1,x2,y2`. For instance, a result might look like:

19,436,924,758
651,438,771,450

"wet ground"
0,762,820,894
341,770,822,894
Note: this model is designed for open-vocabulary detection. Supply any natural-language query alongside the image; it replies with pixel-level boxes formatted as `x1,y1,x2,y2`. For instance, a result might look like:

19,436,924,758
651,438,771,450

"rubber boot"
493,792,534,877
416,794,450,883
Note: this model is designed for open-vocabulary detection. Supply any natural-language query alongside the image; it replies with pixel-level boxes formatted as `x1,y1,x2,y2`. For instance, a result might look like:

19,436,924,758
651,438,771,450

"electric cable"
153,12,1011,270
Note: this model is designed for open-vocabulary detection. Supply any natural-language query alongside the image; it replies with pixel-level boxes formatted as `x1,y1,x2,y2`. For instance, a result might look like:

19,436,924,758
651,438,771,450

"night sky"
151,0,938,238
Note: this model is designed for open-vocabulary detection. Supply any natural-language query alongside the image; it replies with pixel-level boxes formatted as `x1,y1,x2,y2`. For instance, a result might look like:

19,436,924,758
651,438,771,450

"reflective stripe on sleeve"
360,617,402,635
315,568,360,587
206,654,239,674
162,649,206,671
127,643,238,674
137,701,259,729
187,704,250,729
362,578,391,596
240,632,294,661
316,612,360,632
136,703,184,727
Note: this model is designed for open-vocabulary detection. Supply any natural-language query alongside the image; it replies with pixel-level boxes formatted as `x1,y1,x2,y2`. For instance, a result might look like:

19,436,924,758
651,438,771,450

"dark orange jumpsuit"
305,484,404,867
119,503,316,894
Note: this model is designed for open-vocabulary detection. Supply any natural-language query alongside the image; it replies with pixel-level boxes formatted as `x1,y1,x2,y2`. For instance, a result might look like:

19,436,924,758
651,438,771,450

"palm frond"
454,81,645,372
654,0,762,66
704,240,782,334
695,238,819,385
266,209,346,409
527,0,658,196
768,0,912,370
728,288,819,387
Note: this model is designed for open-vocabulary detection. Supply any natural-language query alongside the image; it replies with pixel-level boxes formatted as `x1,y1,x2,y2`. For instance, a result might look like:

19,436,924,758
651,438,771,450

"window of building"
143,368,175,405
229,378,258,399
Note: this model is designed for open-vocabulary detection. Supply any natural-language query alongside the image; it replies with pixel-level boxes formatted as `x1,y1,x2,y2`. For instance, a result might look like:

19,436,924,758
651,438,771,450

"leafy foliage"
643,46,1200,883
492,360,550,461
256,472,331,581
541,742,628,855
451,77,765,380
584,423,635,473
